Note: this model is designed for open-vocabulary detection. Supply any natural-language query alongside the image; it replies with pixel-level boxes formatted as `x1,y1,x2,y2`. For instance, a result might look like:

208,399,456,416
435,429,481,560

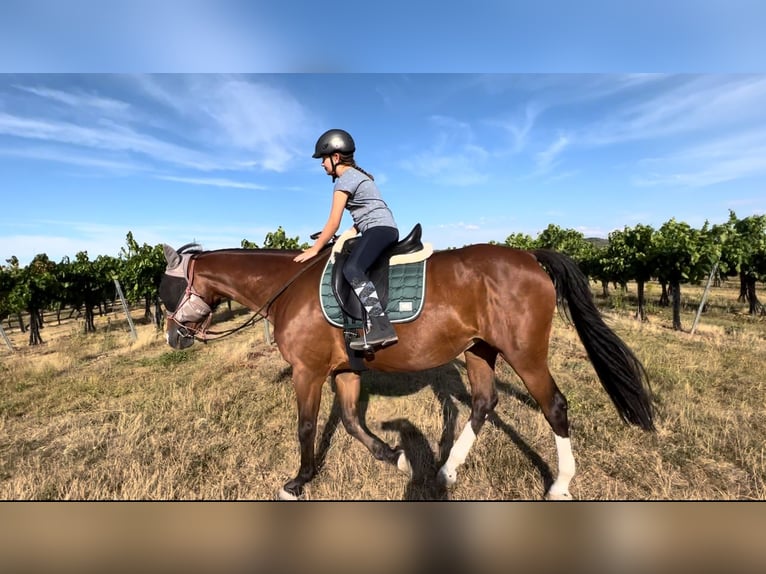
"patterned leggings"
342,226,399,317
341,226,399,286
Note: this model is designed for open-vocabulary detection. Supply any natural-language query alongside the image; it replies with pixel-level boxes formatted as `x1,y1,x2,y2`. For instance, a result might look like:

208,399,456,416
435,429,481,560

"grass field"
1,280,764,500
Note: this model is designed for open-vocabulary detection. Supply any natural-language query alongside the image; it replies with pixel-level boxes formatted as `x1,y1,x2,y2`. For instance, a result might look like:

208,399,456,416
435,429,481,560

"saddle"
328,223,432,322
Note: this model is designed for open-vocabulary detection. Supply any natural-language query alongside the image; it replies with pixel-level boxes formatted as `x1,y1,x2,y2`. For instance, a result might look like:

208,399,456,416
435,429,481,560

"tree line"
0,227,306,347
1,213,764,347
503,211,766,329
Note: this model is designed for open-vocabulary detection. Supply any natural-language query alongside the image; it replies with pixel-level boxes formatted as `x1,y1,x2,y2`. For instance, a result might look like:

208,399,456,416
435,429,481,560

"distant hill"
586,237,609,249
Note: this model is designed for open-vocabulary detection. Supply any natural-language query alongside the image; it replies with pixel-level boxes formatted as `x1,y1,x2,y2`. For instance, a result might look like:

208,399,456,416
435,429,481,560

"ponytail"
338,153,374,181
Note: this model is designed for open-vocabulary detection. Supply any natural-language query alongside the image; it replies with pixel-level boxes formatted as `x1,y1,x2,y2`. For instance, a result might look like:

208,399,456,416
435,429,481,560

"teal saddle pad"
320,258,427,328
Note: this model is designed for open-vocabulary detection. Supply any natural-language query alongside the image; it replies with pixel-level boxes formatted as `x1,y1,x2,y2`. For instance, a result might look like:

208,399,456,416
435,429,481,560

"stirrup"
349,331,372,352
349,327,376,351
348,327,398,351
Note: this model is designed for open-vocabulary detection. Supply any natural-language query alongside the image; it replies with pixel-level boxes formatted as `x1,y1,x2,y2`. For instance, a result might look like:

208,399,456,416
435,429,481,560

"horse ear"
163,244,182,268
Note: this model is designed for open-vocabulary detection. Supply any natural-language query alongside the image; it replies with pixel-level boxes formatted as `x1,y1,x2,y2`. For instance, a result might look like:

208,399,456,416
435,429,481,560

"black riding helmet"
312,129,355,158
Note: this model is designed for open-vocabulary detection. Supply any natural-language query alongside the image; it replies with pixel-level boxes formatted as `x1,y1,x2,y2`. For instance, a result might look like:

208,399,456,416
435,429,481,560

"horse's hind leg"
333,371,411,475
438,343,499,487
504,348,575,500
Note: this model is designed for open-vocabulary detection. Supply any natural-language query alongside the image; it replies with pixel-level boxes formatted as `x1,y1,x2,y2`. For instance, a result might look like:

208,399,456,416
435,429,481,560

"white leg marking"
277,488,299,501
546,435,576,500
397,451,412,477
438,423,477,487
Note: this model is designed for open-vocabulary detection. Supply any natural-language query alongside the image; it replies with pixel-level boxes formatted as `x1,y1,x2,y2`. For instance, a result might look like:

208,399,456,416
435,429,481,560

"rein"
174,247,331,343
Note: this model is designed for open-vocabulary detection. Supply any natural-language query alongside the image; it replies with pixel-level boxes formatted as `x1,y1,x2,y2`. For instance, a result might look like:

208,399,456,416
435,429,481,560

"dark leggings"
342,226,399,286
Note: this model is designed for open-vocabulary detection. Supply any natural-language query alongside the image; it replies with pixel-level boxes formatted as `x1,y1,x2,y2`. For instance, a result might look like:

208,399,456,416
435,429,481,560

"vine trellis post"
113,277,138,341
0,322,14,352
690,261,719,336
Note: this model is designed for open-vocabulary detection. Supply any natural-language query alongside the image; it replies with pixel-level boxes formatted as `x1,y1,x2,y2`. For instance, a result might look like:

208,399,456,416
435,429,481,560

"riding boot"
350,313,398,351
348,280,398,351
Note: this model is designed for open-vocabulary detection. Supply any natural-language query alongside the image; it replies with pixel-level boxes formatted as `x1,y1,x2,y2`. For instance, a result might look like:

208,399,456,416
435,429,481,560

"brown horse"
159,241,654,500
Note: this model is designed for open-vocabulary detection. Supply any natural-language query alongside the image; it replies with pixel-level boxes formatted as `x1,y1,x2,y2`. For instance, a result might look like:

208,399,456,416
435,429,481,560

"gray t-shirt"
334,167,397,233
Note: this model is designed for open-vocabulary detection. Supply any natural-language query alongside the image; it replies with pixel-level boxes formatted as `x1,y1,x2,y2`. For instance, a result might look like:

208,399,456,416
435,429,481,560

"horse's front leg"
279,366,325,500
334,371,411,476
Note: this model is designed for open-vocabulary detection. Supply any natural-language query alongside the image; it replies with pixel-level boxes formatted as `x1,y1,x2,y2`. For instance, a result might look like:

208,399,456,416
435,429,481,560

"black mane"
177,243,203,255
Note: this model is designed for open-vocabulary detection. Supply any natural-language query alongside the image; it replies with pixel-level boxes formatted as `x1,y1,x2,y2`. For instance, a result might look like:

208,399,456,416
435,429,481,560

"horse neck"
196,250,303,311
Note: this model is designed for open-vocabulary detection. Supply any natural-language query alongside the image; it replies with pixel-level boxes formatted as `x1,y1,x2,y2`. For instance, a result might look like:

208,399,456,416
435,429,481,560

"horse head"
159,243,213,349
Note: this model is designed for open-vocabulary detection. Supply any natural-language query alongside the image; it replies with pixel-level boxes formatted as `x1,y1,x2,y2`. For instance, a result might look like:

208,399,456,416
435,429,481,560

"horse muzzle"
166,321,197,349
165,292,212,349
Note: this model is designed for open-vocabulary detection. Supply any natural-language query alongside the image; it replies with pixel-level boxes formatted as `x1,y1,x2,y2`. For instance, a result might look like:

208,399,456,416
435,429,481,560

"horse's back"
429,243,555,297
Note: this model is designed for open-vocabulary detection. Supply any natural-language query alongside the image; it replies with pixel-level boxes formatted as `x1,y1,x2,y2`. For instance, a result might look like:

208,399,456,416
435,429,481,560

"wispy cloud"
436,221,481,231
137,76,316,172
0,145,144,173
535,133,570,173
526,75,766,190
634,129,766,188
1,76,318,176
400,115,490,186
491,102,543,154
0,111,221,170
401,149,490,187
582,75,766,146
14,85,131,113
158,175,266,190
564,74,668,103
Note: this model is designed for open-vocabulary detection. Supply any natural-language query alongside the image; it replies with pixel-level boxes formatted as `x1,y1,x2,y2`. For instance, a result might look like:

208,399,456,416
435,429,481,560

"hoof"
279,478,305,500
278,487,300,501
396,451,412,477
544,489,572,501
437,466,457,488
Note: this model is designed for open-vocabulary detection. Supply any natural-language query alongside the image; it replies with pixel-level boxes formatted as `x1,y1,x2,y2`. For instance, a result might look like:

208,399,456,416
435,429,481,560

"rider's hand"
293,246,320,263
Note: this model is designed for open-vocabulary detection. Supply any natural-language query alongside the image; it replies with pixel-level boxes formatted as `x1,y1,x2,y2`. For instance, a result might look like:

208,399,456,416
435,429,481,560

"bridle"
166,257,219,342
167,248,330,344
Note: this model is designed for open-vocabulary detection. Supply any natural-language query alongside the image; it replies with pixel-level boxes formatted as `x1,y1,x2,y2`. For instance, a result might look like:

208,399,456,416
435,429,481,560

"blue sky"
1,3,765,266
2,74,766,266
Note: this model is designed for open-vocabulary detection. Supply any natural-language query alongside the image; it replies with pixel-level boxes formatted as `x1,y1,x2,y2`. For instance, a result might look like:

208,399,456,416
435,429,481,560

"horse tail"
533,249,655,431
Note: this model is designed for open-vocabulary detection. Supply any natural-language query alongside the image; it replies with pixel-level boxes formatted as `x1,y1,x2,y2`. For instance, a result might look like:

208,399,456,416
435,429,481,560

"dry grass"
1,281,764,500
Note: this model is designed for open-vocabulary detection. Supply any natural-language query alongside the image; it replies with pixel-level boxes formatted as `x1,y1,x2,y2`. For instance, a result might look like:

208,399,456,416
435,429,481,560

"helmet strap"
330,155,338,182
